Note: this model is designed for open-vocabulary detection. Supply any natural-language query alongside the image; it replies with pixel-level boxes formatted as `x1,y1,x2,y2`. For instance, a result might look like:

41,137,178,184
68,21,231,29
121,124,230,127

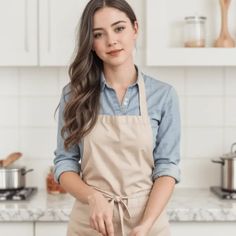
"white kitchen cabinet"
0,0,141,66
0,222,33,236
35,222,68,236
0,0,37,66
171,222,236,236
146,0,236,66
39,0,88,66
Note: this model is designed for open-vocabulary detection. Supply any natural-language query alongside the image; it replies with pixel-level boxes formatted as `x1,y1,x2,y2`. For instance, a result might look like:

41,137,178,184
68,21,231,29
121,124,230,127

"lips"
107,49,123,55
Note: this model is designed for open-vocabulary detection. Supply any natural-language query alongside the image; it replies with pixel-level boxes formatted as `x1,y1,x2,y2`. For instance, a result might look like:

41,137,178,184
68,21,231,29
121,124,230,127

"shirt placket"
120,88,131,114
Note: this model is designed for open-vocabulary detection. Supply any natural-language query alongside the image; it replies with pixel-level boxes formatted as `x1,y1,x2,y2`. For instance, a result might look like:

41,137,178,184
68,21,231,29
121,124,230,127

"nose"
107,32,117,47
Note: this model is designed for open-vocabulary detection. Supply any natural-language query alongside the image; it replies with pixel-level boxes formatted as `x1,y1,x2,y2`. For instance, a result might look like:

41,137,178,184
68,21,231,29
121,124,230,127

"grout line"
183,67,188,158
222,67,226,152
0,125,57,129
17,68,21,151
57,67,61,95
0,94,60,98
2,124,236,129
181,156,218,160
36,0,40,65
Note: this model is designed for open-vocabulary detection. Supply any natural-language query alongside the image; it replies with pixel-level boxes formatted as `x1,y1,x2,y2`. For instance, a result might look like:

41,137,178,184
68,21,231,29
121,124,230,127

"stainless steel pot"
0,166,33,190
212,143,236,192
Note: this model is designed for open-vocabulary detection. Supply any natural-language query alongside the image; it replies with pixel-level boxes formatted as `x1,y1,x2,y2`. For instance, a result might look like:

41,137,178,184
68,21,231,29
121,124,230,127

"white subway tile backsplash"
179,96,186,128
185,67,224,96
180,127,186,158
185,127,223,158
19,96,59,127
0,97,19,126
0,128,19,157
186,97,223,126
58,67,70,92
19,128,57,159
223,128,236,153
178,158,221,188
225,97,236,126
0,68,19,95
19,67,60,96
225,67,236,96
19,158,53,189
143,67,185,96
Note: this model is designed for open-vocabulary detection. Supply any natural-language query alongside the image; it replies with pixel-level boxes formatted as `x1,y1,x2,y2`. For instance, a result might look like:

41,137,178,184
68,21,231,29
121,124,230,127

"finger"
90,215,99,232
129,229,137,236
97,217,107,236
129,231,134,236
104,218,114,236
89,217,95,230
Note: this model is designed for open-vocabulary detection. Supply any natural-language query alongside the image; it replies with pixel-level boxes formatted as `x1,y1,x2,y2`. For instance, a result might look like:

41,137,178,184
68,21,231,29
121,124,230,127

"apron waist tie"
92,187,131,236
110,195,130,236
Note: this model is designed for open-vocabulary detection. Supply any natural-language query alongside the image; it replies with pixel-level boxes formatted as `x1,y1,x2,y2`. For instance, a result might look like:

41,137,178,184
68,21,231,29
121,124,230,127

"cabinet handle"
24,0,29,52
47,0,51,52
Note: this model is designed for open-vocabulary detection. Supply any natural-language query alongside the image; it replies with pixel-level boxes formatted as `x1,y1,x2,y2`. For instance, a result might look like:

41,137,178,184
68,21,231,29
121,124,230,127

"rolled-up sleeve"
152,86,181,184
53,87,81,183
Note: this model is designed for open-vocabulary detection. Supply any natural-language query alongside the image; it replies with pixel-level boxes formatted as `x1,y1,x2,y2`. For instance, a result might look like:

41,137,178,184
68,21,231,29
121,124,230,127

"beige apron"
67,74,171,236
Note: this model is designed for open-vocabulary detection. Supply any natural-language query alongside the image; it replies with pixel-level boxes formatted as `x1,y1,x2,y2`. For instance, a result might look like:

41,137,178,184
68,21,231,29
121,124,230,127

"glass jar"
46,166,66,194
184,16,207,47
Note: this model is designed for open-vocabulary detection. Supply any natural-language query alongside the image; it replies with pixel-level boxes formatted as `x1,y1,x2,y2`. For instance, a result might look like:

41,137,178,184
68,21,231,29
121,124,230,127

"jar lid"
184,16,207,21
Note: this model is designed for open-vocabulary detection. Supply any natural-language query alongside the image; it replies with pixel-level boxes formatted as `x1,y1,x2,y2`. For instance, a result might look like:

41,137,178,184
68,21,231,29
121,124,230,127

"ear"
133,20,138,39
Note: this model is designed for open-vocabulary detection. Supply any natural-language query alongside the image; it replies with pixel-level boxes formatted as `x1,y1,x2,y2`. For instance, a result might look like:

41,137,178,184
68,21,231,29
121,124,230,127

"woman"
54,0,181,235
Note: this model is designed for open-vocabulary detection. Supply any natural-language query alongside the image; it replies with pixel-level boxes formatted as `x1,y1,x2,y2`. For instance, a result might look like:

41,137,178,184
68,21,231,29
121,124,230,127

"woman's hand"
88,192,114,236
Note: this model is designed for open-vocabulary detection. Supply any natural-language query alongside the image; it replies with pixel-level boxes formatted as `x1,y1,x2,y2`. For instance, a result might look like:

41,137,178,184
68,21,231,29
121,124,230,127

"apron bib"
67,74,170,236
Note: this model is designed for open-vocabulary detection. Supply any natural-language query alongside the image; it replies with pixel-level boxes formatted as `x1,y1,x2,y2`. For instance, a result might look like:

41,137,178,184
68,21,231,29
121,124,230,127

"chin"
103,56,131,67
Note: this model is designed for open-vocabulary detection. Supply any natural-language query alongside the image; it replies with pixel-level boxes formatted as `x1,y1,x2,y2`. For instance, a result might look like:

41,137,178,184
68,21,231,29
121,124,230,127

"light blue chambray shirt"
53,67,181,184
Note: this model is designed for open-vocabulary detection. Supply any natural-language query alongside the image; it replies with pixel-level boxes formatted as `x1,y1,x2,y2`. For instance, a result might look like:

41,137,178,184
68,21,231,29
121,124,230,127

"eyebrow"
93,20,127,31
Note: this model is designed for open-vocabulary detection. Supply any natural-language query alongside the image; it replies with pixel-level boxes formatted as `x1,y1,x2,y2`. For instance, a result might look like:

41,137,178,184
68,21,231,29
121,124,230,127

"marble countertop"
0,188,236,222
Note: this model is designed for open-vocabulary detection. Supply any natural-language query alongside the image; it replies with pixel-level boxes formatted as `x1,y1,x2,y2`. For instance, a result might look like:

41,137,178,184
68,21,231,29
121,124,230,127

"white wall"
0,0,235,189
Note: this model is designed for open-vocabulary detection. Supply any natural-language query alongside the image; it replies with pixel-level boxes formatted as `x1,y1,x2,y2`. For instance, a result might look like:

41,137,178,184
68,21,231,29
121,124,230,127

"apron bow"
92,187,132,236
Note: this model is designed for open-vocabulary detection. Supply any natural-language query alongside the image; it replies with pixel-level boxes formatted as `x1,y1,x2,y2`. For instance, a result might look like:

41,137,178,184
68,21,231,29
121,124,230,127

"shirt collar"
100,65,141,91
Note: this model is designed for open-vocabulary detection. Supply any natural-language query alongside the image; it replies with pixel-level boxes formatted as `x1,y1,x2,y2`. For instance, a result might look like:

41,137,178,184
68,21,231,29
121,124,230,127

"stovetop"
0,187,37,201
210,186,236,199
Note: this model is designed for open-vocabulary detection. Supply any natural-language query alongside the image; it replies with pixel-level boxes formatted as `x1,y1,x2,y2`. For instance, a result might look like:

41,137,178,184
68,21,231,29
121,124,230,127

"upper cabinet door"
39,0,88,66
0,0,37,66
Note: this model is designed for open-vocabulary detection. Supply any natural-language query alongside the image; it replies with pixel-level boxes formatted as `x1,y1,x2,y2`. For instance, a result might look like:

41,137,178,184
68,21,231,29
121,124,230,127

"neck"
103,63,137,89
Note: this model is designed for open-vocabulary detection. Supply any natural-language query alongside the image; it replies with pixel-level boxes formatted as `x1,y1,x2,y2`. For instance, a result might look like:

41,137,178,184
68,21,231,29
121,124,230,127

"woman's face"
92,7,138,67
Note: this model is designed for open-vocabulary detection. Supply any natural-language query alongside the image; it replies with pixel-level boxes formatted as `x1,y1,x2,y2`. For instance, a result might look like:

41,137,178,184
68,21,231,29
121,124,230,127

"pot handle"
22,168,34,175
211,159,224,164
231,142,236,153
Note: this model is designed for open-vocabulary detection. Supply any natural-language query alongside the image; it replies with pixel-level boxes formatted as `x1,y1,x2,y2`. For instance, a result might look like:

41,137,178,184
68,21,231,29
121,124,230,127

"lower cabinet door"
171,222,236,236
35,222,68,236
0,223,33,236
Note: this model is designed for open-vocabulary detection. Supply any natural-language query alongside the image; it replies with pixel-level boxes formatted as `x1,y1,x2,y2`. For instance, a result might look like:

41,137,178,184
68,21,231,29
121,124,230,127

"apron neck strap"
138,75,148,118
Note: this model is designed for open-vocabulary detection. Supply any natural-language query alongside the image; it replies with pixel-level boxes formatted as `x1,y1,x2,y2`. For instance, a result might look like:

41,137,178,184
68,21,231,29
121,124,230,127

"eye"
115,26,125,33
94,32,103,39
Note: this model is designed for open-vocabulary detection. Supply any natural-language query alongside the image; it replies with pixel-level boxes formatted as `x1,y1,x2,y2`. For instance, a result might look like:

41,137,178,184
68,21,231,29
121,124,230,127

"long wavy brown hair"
61,0,137,149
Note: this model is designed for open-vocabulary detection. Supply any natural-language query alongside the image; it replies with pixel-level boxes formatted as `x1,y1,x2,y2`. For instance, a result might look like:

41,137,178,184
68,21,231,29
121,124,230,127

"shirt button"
123,98,128,106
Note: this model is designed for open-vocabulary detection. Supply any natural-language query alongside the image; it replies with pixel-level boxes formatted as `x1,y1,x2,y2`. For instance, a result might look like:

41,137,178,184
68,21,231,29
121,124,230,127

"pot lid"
221,143,236,159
